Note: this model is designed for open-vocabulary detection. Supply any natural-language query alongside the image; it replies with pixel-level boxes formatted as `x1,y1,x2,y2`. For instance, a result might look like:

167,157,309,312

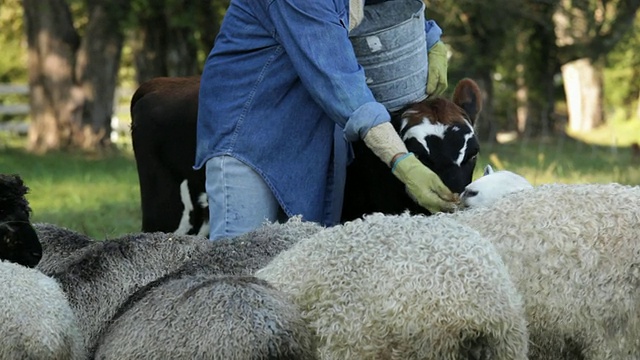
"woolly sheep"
0,173,42,267
0,260,85,360
449,183,640,359
459,165,533,209
49,232,211,353
53,216,322,356
93,275,317,359
34,223,95,275
256,213,529,360
169,215,325,277
91,216,323,358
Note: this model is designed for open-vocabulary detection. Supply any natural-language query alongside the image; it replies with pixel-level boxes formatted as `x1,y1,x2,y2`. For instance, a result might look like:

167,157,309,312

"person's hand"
391,153,458,213
426,41,448,97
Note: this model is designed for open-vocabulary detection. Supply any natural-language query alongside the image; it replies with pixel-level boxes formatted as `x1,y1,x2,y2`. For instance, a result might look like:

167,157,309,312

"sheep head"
0,174,43,267
459,165,533,209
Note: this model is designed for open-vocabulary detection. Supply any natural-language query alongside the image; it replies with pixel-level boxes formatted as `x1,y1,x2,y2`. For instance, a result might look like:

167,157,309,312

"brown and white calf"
341,78,482,221
130,77,482,235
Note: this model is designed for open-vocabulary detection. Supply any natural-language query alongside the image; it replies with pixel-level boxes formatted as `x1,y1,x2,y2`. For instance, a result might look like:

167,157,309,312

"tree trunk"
473,70,496,144
562,58,604,132
132,0,199,84
22,0,84,153
516,1,559,138
22,0,128,153
75,1,130,151
132,3,168,84
166,27,199,77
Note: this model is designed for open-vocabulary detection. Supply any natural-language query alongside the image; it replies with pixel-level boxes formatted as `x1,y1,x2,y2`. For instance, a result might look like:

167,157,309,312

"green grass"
1,136,141,239
2,119,640,239
477,135,640,185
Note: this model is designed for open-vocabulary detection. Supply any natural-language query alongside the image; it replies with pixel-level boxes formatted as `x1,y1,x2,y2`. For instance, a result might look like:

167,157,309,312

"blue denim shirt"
195,0,442,225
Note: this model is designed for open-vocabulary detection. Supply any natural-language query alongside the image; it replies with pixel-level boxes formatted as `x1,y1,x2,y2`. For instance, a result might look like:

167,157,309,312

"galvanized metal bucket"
349,0,428,112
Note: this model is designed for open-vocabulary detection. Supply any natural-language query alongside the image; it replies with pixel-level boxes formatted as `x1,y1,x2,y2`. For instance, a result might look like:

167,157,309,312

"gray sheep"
256,213,529,360
34,222,95,275
449,183,640,359
52,216,322,358
49,231,211,353
168,215,325,277
0,260,85,360
94,275,317,359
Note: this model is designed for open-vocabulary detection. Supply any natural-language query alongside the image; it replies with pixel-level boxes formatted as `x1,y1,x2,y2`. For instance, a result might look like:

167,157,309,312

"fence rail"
0,83,133,140
0,83,29,116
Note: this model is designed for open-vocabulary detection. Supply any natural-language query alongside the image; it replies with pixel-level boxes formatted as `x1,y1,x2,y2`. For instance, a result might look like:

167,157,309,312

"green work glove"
391,153,458,213
426,41,449,97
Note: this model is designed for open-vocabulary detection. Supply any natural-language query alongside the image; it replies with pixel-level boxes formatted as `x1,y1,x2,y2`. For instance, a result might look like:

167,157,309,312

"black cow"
130,77,482,235
130,76,208,236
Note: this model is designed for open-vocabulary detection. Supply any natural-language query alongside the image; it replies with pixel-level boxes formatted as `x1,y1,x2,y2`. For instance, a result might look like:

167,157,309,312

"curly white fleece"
0,260,85,359
449,183,640,360
349,0,364,31
256,213,528,360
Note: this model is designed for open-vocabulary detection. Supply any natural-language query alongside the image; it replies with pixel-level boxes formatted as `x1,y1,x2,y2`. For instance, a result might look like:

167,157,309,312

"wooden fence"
0,83,133,141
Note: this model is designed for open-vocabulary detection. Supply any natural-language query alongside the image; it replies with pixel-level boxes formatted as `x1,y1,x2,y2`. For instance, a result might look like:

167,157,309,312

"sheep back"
450,183,640,359
50,232,211,352
256,213,528,360
94,275,317,360
175,215,326,277
34,223,95,276
0,260,85,360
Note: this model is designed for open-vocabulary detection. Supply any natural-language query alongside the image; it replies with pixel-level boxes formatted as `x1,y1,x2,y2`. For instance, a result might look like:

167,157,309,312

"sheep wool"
49,216,321,357
256,213,528,360
173,215,326,277
49,231,212,353
0,260,85,360
94,275,317,360
449,183,640,359
34,223,95,276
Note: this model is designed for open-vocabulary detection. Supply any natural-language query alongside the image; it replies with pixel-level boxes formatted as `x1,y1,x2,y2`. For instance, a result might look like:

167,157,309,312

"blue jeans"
205,155,287,241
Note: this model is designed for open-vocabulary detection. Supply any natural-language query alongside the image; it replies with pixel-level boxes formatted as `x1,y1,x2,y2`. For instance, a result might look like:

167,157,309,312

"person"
195,0,457,241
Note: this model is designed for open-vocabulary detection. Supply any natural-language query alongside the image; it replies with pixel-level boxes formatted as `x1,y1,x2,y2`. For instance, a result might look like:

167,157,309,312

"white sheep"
93,275,318,359
449,182,640,359
459,165,532,209
0,260,85,360
256,213,529,360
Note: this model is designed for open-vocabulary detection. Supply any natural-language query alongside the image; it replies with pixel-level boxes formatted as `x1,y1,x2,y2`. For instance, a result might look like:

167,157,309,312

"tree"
554,0,640,132
130,0,228,84
427,0,524,142
22,0,130,153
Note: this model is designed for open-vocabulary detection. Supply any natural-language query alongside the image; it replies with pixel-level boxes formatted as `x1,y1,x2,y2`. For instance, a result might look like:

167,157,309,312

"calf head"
394,78,482,194
0,174,43,267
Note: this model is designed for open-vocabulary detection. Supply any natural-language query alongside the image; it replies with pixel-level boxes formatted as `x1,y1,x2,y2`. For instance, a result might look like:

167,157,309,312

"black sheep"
0,174,42,267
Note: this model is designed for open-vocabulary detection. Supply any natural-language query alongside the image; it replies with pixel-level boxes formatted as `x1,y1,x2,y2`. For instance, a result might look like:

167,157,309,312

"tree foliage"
1,0,638,152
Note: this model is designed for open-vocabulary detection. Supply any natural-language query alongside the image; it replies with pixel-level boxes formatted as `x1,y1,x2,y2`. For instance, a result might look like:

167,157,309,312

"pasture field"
2,126,639,239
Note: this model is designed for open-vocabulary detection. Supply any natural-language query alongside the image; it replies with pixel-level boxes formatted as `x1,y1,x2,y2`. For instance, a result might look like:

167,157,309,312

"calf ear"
483,165,494,176
452,78,483,126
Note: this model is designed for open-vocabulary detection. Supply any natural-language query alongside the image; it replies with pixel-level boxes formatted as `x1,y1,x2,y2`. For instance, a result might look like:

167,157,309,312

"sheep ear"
483,165,494,176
